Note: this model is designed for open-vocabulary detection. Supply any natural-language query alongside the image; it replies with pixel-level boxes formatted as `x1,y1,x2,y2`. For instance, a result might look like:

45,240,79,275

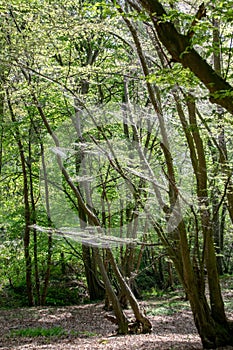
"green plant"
146,293,190,316
147,305,176,316
10,326,66,338
9,326,98,338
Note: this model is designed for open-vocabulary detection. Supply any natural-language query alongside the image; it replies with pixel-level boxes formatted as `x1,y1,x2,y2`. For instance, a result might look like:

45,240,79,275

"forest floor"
0,284,233,350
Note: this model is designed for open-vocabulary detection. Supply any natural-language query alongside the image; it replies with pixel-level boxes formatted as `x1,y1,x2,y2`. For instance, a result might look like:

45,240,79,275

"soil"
0,292,233,350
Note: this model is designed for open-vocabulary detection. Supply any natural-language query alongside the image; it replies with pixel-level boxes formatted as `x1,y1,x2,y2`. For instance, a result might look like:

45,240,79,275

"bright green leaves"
146,66,200,91
212,0,233,21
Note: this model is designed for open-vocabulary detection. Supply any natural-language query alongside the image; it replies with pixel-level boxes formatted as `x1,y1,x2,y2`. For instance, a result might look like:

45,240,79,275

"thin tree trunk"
74,93,105,301
212,17,233,224
40,142,54,305
7,91,34,306
0,78,3,176
28,129,41,304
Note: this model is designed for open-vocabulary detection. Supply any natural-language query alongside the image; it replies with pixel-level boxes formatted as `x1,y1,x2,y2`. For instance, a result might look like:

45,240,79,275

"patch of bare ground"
0,289,232,350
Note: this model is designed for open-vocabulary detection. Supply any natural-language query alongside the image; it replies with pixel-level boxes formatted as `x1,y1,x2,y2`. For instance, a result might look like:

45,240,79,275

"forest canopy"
0,0,233,348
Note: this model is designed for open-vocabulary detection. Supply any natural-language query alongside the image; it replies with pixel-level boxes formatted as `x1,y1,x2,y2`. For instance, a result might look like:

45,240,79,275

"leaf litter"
0,292,232,350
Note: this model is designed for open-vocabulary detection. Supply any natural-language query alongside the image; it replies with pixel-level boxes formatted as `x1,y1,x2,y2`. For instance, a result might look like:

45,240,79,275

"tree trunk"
28,128,41,304
7,91,34,306
107,249,152,334
134,0,233,115
115,10,232,344
82,245,105,300
175,221,232,349
93,248,129,334
0,77,3,176
174,92,232,348
40,143,53,306
181,95,232,347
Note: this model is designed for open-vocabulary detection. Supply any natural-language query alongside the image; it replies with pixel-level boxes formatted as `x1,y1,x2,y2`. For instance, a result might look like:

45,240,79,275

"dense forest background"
0,0,233,348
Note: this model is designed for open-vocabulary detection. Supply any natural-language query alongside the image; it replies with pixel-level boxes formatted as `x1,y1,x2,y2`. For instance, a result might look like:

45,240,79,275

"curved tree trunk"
107,249,152,334
93,248,129,334
119,3,233,344
134,0,233,115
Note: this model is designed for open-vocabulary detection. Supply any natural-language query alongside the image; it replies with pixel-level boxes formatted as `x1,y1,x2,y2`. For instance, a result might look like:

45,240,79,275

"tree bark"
132,0,233,115
82,245,105,300
7,91,34,306
116,4,233,346
0,77,3,176
40,142,53,305
107,248,152,334
28,128,41,304
93,248,129,334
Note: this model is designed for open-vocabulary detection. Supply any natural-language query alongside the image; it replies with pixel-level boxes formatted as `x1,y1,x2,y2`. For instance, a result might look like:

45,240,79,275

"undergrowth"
9,326,97,338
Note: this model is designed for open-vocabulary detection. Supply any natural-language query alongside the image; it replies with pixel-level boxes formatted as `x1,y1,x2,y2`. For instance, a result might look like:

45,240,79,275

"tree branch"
130,0,233,115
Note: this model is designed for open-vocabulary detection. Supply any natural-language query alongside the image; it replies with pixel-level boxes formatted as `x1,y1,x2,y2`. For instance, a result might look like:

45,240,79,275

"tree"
0,0,152,332
1,0,233,346
130,0,233,114
113,1,233,347
6,90,34,306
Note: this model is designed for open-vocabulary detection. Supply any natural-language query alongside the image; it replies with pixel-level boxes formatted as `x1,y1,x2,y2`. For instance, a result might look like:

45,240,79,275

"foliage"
0,0,233,345
9,325,98,338
10,326,67,338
